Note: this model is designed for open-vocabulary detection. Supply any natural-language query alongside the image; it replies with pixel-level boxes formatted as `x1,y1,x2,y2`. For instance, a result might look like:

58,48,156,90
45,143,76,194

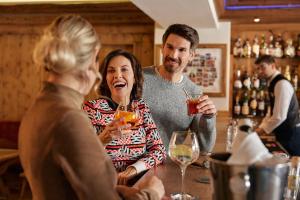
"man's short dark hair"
162,24,199,50
255,55,276,65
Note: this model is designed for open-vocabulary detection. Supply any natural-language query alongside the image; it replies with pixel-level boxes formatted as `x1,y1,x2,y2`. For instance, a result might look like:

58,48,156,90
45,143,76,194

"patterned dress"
83,98,166,173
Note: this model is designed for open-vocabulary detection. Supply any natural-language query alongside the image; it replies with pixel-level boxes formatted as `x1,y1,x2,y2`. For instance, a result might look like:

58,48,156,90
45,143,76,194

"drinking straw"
182,87,192,99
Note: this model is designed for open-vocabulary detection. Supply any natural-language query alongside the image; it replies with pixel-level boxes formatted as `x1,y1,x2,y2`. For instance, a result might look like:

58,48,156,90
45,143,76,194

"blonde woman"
18,15,164,200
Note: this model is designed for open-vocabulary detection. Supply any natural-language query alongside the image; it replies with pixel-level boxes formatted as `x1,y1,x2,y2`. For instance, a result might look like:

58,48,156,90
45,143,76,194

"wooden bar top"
137,159,213,200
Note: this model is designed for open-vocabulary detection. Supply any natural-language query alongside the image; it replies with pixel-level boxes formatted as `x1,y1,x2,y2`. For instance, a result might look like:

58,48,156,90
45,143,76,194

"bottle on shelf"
252,35,260,58
233,37,244,57
268,34,275,57
274,41,284,58
297,34,300,57
234,95,241,117
292,73,298,92
260,34,268,56
259,76,268,90
284,65,292,81
276,33,285,50
234,69,243,89
242,70,251,90
257,90,265,117
249,90,257,117
241,90,250,116
243,39,252,58
252,73,260,90
284,38,296,58
285,156,300,200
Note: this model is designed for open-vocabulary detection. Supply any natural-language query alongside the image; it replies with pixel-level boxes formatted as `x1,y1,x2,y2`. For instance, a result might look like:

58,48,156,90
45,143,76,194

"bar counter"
137,159,213,200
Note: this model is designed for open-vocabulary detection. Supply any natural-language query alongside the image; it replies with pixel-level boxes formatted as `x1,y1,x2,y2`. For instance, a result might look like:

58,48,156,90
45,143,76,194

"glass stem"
180,165,187,196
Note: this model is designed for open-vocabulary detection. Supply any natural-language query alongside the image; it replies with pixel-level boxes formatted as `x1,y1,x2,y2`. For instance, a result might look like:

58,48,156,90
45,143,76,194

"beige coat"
19,82,159,200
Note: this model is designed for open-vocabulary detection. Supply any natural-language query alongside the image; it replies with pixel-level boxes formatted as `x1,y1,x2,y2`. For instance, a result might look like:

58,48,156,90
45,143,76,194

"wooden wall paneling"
2,34,20,121
0,36,4,120
138,34,154,67
18,34,41,121
0,3,155,121
95,24,154,66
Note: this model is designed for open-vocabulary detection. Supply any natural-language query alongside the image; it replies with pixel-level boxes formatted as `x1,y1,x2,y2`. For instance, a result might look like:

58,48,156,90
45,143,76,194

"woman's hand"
99,118,130,144
117,166,137,185
135,176,165,199
196,95,217,116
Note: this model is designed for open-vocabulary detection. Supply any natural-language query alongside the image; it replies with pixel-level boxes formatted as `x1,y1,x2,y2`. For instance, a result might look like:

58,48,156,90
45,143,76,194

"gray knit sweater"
142,66,216,152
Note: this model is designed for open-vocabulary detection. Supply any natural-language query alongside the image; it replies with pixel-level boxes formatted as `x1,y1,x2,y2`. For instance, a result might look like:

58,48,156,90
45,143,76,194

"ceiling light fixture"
253,17,260,23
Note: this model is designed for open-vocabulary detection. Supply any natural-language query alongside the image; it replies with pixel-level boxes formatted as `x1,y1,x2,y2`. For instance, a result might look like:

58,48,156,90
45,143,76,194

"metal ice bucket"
209,152,290,200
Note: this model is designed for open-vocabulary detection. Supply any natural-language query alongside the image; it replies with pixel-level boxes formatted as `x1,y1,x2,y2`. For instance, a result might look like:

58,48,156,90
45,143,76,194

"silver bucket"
209,152,290,200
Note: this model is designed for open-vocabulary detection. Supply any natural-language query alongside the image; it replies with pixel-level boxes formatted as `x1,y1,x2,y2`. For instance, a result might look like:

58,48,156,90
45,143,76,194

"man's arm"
190,115,216,153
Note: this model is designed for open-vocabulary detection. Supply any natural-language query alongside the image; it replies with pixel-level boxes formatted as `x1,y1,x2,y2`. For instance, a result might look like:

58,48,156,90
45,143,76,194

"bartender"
255,55,300,156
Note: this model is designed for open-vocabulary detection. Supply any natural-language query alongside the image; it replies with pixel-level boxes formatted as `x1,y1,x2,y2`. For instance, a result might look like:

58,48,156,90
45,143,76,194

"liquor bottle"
233,37,243,57
260,34,268,56
243,39,252,58
249,90,257,117
297,34,300,57
284,65,292,81
234,69,243,89
274,41,283,58
268,34,275,56
234,95,241,117
252,35,260,58
259,76,268,90
242,70,251,90
252,73,260,90
292,73,298,91
257,90,265,117
241,91,249,116
285,156,300,200
284,38,296,58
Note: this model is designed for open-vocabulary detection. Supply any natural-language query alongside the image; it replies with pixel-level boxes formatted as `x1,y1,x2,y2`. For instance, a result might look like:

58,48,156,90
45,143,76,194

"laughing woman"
83,49,166,185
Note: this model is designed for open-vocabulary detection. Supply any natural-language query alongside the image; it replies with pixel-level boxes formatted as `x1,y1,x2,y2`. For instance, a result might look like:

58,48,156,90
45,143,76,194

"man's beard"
163,56,182,73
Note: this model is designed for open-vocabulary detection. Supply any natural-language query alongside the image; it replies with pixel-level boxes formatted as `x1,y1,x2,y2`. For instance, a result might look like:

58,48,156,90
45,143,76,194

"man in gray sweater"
143,24,217,152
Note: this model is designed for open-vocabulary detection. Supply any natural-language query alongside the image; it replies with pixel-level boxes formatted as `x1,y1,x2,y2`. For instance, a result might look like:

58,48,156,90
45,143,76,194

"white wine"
169,144,195,167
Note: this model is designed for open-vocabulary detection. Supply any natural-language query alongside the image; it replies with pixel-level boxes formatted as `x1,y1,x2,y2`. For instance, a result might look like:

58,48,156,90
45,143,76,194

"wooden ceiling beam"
0,2,154,25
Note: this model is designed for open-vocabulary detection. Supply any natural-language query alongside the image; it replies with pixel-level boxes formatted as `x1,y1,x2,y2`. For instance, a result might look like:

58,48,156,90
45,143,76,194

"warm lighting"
253,17,260,23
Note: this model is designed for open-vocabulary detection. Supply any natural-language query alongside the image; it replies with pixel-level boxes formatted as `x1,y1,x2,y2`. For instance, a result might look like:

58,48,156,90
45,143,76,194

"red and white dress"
83,98,166,173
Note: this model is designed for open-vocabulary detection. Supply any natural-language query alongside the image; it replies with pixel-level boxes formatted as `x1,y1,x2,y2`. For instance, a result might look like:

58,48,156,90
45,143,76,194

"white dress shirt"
259,71,294,134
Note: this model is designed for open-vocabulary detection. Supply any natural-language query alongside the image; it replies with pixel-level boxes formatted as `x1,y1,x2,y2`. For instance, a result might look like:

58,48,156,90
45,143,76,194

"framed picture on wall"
154,44,227,97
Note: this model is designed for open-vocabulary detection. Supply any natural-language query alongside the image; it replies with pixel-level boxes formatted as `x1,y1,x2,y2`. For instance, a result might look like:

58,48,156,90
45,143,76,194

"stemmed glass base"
170,193,198,200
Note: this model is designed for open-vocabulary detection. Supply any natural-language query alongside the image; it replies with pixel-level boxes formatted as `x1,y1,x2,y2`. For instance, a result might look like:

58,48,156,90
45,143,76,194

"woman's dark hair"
162,24,199,50
99,49,143,101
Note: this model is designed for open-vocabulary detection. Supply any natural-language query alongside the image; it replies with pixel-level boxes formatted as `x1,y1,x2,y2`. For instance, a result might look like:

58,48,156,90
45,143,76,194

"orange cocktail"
115,110,139,127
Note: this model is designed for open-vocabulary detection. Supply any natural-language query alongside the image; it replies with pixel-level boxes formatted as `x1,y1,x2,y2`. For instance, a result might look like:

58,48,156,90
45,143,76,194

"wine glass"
168,131,200,200
115,100,140,127
114,100,140,135
113,100,141,156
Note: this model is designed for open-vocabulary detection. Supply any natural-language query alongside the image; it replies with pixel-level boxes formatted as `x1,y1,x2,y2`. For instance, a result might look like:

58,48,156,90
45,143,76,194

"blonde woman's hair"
33,15,100,74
